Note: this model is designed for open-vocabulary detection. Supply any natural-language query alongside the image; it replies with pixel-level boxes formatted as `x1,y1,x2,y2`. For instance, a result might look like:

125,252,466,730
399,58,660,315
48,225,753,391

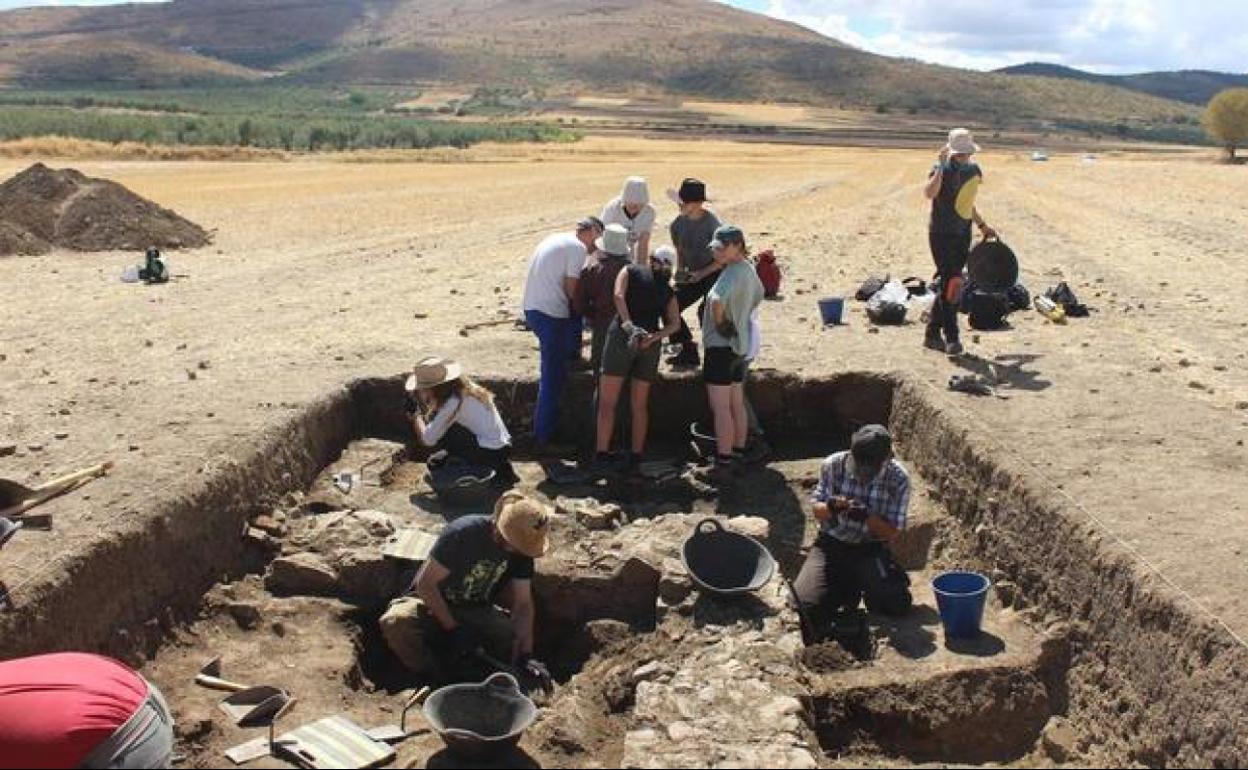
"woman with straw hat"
405,357,519,486
922,128,998,357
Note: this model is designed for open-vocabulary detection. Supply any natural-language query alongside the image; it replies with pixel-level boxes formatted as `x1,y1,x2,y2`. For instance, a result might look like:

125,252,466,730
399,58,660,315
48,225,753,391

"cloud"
756,0,1248,74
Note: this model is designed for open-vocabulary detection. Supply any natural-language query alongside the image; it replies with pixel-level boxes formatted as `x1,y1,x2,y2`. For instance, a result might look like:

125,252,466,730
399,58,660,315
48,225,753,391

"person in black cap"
792,424,913,632
665,178,722,369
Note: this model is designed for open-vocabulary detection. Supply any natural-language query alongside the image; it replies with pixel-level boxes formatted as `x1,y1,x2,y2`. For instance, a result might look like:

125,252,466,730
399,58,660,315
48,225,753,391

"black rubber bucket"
681,518,777,596
423,673,537,760
967,237,1019,291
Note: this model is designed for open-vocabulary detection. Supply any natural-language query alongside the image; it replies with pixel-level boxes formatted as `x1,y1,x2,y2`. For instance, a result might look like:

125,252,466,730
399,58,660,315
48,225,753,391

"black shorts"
703,346,746,386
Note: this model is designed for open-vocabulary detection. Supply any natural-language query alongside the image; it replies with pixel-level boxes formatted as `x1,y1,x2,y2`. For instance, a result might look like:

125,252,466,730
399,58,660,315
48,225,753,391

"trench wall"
891,379,1248,767
0,390,357,661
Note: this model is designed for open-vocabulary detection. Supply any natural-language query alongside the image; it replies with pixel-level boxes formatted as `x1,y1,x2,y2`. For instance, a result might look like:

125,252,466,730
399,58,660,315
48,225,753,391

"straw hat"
595,223,631,258
945,128,980,156
405,356,463,393
494,492,551,559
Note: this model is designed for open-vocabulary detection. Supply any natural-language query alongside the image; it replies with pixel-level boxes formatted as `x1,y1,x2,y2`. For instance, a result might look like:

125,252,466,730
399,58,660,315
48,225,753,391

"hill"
999,63,1248,107
0,0,1203,129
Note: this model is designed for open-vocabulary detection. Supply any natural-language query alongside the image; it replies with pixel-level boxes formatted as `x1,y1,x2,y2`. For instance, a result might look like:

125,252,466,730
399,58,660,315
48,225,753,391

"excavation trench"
1,370,1246,767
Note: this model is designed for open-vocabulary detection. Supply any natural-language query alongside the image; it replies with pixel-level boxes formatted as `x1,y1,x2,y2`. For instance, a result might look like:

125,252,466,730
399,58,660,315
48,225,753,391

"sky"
723,0,1248,74
0,0,1244,75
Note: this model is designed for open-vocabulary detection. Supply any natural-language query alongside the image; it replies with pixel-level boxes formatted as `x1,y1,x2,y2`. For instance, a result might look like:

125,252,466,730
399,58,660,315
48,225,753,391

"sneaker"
696,456,737,486
923,331,945,352
665,344,700,369
945,341,964,356
586,453,619,479
533,441,577,458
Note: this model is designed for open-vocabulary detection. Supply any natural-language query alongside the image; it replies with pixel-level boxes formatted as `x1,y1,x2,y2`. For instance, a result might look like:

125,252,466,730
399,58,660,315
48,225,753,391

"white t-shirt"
522,233,588,319
600,197,655,257
421,394,511,450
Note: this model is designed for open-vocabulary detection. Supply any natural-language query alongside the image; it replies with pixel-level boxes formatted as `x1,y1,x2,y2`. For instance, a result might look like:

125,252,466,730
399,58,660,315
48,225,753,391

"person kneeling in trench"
380,492,553,691
794,425,913,632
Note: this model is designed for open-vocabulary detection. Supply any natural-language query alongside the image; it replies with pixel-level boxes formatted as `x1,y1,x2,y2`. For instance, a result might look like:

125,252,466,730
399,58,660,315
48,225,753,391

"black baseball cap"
850,424,892,470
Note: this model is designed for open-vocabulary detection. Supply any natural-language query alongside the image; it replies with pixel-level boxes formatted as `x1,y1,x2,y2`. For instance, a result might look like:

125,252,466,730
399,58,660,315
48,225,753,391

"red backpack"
755,249,781,298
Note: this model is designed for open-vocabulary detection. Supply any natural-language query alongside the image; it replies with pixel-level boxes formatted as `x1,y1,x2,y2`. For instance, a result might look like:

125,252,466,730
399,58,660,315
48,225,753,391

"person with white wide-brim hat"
600,176,656,264
922,128,999,357
404,356,518,486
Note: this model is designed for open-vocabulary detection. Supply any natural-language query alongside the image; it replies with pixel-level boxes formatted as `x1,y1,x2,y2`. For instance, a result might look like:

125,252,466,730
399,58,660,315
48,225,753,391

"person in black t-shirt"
591,246,681,477
923,128,997,356
379,493,552,690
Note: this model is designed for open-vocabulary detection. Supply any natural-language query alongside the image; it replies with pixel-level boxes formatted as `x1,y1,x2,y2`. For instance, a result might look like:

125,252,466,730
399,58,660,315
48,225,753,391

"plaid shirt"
812,451,910,544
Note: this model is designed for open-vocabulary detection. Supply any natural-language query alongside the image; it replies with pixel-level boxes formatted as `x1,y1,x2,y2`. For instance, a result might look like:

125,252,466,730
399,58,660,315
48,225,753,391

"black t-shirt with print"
429,515,534,606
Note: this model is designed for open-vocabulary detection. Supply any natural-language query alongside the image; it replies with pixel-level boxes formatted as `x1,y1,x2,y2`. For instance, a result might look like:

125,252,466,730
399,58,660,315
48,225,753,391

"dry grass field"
1,136,1244,649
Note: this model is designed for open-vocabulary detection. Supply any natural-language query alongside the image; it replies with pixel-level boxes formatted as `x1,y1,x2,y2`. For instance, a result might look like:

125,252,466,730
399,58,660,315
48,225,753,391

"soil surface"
0,138,1246,767
0,162,210,256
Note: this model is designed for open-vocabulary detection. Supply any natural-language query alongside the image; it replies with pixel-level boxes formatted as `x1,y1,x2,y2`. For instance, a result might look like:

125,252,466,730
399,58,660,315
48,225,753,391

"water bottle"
1034,296,1067,324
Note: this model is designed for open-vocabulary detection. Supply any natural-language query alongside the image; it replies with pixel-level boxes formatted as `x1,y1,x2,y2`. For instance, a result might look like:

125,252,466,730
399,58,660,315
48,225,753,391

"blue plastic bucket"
818,297,846,325
932,571,991,639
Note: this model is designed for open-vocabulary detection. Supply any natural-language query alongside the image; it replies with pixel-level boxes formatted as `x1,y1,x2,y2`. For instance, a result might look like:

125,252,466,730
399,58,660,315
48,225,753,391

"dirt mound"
0,163,210,257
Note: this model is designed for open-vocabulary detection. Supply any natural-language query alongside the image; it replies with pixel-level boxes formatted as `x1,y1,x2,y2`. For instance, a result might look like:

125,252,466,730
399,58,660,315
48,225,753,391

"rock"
631,661,670,684
197,360,210,370
1041,717,1081,763
334,548,404,602
54,432,69,440
1236,401,1248,411
727,516,770,540
174,706,215,742
27,443,43,452
352,510,397,538
265,553,339,596
251,515,287,538
0,443,15,457
225,602,262,630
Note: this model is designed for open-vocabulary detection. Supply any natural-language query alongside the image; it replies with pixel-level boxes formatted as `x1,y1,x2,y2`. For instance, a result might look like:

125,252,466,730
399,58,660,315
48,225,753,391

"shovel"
364,687,433,743
219,686,295,727
0,518,21,550
0,462,113,519
195,657,253,693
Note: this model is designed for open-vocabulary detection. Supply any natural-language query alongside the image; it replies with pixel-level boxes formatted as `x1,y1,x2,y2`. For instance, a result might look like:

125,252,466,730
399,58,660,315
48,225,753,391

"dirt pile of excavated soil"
0,163,210,256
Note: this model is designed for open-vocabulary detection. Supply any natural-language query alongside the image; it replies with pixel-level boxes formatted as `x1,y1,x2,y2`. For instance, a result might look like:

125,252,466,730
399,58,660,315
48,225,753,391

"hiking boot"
586,453,619,480
666,344,700,369
923,330,945,352
945,341,965,357
533,441,577,459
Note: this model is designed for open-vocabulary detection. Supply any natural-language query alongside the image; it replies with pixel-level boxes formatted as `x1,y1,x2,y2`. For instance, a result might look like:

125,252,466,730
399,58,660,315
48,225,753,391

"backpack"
960,281,1012,330
1045,282,1089,317
1006,283,1031,312
755,250,782,298
855,275,888,301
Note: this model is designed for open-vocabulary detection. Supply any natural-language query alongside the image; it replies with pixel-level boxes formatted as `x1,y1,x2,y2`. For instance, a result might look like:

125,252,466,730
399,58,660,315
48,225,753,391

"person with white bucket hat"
923,128,998,357
601,176,655,264
574,223,634,370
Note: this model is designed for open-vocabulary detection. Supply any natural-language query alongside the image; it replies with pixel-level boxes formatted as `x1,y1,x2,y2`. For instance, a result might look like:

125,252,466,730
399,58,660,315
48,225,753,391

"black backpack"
961,283,1012,330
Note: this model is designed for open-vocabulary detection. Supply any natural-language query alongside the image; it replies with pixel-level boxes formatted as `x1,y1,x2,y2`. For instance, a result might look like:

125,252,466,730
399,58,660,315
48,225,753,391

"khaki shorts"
379,596,515,676
600,323,662,382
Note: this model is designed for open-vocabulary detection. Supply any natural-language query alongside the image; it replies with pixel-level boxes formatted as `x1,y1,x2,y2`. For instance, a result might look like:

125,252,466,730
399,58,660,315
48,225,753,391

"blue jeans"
526,309,575,444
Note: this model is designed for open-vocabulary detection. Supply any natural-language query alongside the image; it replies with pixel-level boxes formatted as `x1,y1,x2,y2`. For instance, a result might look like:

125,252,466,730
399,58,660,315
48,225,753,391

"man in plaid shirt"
793,425,913,631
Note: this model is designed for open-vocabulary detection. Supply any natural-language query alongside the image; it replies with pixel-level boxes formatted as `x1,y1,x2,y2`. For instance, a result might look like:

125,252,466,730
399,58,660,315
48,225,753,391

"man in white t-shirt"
600,176,655,265
522,216,604,448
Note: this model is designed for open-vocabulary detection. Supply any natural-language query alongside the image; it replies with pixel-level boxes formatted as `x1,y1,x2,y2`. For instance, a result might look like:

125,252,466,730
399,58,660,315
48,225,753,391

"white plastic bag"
875,279,910,306
121,265,141,283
